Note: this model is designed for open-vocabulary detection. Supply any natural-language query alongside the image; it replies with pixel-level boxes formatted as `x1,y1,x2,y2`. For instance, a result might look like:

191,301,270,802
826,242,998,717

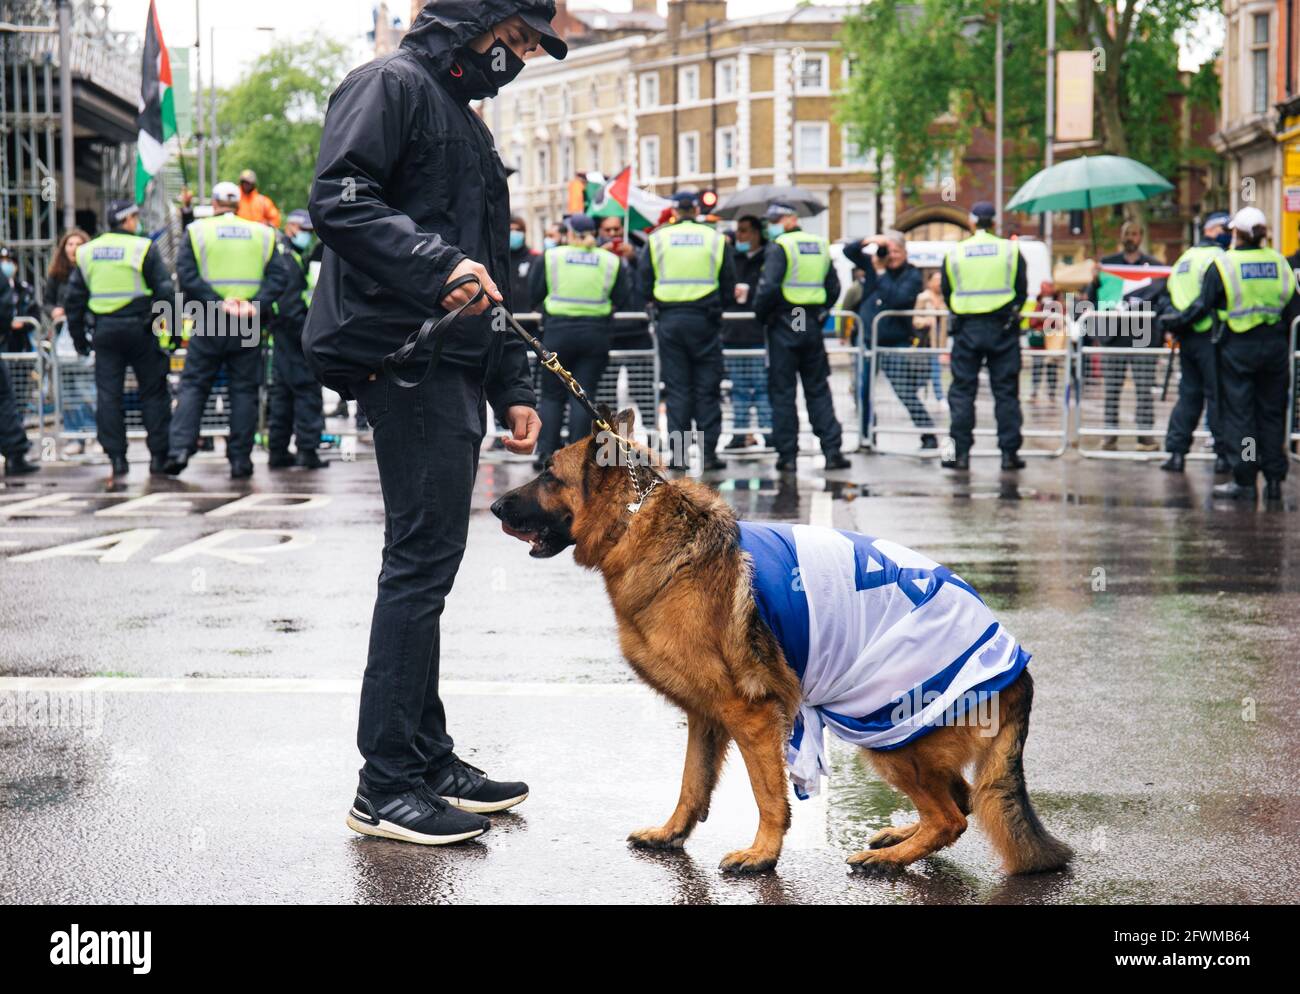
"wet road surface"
2,440,1297,903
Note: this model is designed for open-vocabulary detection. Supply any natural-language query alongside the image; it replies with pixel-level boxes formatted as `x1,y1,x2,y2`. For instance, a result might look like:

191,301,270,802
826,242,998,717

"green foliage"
839,0,1220,201
214,37,352,215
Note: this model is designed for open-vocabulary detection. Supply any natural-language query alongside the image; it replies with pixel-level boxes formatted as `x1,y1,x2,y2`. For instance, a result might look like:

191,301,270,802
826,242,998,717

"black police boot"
229,459,254,480
1001,451,1027,471
425,756,529,815
298,449,328,470
163,453,188,476
268,450,296,469
109,455,129,478
1160,452,1186,473
920,434,939,450
824,452,851,471
1213,454,1232,475
1264,479,1284,502
4,452,40,476
149,455,169,477
941,452,970,471
1212,480,1257,501
775,457,798,472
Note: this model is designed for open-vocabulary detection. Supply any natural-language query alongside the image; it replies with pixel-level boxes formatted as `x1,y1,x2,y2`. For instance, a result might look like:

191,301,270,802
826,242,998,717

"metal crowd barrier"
1291,316,1300,462
1,345,45,452
865,309,1071,457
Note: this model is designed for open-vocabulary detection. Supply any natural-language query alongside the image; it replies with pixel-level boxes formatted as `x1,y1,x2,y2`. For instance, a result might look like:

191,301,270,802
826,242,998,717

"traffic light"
699,189,720,212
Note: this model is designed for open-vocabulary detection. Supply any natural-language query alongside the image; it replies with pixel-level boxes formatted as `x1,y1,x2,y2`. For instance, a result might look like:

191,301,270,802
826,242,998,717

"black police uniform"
1163,240,1229,463
267,234,326,461
752,229,845,463
63,228,177,465
940,239,1028,457
0,278,35,467
634,224,737,467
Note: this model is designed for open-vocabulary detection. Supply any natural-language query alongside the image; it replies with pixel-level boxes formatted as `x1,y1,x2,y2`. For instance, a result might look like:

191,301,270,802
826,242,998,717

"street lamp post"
209,25,274,186
195,0,204,199
994,12,1003,234
1045,0,1056,259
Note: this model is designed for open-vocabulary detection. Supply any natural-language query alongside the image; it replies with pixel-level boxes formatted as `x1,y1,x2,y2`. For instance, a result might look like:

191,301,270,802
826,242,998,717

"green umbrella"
1006,155,1173,213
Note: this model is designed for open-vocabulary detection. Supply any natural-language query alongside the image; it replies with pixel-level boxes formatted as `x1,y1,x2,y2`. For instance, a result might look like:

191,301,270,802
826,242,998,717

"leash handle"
383,273,486,389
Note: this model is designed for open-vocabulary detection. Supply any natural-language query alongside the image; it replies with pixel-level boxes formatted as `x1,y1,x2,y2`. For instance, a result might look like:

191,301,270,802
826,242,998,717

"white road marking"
0,677,648,697
809,489,834,528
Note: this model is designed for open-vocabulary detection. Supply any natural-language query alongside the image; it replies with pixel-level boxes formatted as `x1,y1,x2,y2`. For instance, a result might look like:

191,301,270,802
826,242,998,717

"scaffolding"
1,0,144,300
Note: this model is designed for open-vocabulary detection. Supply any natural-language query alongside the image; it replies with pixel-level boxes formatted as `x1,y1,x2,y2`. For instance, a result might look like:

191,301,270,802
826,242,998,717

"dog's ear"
613,407,636,437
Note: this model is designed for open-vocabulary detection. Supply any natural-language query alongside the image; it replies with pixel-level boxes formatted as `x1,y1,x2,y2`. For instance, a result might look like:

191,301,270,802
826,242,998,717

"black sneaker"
346,785,489,845
426,756,529,814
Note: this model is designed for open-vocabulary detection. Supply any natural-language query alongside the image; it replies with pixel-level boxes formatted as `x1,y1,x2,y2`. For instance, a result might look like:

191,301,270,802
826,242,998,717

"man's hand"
443,258,502,317
502,405,541,455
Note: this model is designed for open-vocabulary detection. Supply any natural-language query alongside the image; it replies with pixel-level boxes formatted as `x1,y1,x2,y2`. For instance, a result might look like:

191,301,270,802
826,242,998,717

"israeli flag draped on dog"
738,523,1030,798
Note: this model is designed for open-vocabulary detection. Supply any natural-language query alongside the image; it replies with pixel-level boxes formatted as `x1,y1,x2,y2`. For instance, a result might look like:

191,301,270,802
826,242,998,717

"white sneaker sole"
442,791,529,814
345,811,486,846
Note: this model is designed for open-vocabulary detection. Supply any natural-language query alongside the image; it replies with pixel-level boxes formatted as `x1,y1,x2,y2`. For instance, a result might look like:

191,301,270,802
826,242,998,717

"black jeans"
0,358,30,458
948,317,1023,454
537,322,608,458
657,309,723,465
268,331,325,454
1217,328,1290,485
1102,347,1156,432
1165,331,1225,457
350,362,486,794
767,324,844,460
169,332,261,462
92,320,172,459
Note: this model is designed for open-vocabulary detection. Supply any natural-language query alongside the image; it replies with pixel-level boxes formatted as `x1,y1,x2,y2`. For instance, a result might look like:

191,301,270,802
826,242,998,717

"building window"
559,140,574,183
843,133,874,170
843,193,876,240
640,135,661,179
536,146,551,186
679,65,700,103
589,80,600,110
795,122,830,170
614,135,628,170
679,132,700,176
560,85,572,118
510,142,526,183
716,59,738,99
1251,12,1270,115
795,52,829,93
716,127,738,172
587,138,601,172
639,72,660,108
923,149,955,190
802,203,830,237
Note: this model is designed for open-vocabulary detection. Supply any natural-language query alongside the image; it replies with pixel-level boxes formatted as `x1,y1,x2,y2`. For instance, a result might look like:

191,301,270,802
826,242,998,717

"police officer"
636,191,735,470
940,201,1028,471
63,199,176,478
753,202,850,472
267,209,327,470
165,181,287,478
0,275,38,475
528,212,630,465
1159,212,1232,475
1181,207,1297,502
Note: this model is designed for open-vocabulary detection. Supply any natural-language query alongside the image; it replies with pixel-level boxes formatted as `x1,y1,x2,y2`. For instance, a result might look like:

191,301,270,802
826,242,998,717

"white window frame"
678,65,701,104
716,126,738,172
640,135,661,180
535,146,551,187
1250,11,1270,116
842,191,876,241
794,52,830,94
559,140,574,183
923,149,955,191
715,58,738,99
794,122,830,171
639,72,660,108
679,131,701,177
586,137,602,172
843,133,875,171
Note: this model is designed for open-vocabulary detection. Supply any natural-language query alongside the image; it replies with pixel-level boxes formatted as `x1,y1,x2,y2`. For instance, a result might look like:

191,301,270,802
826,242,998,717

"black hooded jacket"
303,0,551,410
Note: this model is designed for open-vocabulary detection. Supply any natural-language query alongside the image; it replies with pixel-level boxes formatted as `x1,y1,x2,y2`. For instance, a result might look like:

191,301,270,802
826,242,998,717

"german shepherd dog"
492,410,1072,875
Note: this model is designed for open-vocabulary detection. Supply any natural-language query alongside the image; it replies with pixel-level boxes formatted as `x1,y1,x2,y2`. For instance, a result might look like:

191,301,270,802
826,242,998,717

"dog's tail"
972,671,1073,874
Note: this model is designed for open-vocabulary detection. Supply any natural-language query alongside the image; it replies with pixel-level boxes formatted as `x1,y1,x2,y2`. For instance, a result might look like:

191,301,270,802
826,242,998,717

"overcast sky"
107,1,1220,86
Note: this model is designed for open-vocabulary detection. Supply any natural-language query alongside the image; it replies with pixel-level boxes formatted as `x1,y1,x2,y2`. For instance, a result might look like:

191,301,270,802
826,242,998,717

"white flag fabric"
738,522,1030,798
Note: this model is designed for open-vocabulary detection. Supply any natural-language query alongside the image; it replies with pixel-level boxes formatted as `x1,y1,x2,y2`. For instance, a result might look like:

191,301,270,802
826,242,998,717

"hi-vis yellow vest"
543,245,619,317
1214,247,1295,333
775,230,831,306
945,230,1019,315
648,220,724,303
76,231,152,315
1167,244,1225,333
187,213,275,301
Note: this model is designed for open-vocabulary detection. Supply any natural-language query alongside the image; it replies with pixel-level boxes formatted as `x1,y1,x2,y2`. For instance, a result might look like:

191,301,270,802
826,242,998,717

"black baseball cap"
517,1,568,60
970,201,997,220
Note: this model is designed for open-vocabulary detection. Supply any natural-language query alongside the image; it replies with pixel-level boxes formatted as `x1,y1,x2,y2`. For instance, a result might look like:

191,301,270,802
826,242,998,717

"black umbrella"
715,185,827,220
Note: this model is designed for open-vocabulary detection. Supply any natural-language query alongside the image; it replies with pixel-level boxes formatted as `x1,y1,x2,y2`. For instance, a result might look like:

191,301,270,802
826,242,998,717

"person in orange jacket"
236,169,281,228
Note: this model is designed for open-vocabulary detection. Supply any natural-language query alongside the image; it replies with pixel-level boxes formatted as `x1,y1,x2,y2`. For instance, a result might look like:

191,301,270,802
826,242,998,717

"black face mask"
452,37,525,100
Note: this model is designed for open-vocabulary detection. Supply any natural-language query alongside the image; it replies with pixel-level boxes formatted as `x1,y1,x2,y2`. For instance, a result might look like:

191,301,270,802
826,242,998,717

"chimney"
632,0,659,13
668,1,727,37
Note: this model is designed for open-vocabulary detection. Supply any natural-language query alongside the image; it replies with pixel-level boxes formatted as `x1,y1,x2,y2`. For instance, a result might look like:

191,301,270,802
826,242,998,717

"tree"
214,37,353,213
839,0,1220,212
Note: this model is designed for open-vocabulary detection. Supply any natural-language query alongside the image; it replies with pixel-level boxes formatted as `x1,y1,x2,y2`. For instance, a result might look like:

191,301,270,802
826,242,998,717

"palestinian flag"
586,167,673,232
1096,263,1171,310
134,0,177,203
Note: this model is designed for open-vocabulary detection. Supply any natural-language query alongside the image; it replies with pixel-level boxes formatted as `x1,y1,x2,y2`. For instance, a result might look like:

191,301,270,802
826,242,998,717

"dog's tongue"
501,522,536,544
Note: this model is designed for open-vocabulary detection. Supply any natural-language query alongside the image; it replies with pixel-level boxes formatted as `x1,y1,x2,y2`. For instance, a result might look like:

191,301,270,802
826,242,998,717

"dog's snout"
490,495,510,520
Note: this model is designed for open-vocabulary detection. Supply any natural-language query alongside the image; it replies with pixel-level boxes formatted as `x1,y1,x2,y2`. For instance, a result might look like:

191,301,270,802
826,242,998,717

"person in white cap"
1180,205,1296,501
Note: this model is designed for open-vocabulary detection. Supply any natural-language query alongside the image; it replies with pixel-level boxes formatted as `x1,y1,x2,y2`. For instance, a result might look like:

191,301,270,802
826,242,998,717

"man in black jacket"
305,0,565,846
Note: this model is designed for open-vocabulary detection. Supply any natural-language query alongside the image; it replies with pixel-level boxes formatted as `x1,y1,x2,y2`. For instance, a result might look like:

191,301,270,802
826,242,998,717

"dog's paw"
868,823,919,850
627,826,688,850
847,850,907,877
719,847,779,874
